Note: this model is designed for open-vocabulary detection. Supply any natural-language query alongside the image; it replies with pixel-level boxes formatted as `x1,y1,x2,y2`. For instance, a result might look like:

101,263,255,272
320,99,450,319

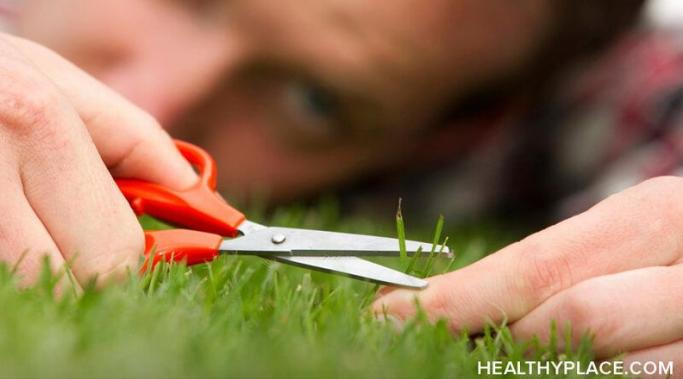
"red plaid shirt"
423,27,683,223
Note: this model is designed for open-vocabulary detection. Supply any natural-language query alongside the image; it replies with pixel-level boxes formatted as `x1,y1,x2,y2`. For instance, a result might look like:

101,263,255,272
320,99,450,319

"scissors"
115,140,449,289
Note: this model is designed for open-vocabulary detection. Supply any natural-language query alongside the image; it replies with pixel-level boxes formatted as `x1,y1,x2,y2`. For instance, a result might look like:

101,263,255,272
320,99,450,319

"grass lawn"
0,204,627,379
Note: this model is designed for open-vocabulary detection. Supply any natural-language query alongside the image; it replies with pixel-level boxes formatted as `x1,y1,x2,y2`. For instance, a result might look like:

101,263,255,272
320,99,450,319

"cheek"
196,116,394,203
174,86,409,203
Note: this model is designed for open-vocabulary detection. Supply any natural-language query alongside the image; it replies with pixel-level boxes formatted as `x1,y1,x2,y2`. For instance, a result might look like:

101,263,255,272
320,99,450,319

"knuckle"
134,113,173,149
143,125,171,147
517,240,573,303
555,284,615,344
107,113,170,174
133,111,168,141
556,289,593,333
0,72,67,143
136,111,164,132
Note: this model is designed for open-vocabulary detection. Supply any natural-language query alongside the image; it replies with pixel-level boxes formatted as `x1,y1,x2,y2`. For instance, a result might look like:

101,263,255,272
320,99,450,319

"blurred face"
15,0,550,201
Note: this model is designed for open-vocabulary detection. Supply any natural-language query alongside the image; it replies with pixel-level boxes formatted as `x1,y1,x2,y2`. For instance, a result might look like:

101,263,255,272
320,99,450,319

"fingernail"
371,288,421,321
376,288,420,306
374,285,395,299
374,313,404,331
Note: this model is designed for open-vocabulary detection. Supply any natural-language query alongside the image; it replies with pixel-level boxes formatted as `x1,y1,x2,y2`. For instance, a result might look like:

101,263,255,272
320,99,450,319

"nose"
99,25,242,127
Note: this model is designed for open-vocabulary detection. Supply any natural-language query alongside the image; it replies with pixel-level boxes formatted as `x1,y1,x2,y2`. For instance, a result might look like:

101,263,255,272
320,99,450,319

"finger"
372,176,683,331
4,34,197,189
0,50,144,285
623,340,683,379
0,172,66,285
509,265,683,358
376,285,395,298
16,106,143,284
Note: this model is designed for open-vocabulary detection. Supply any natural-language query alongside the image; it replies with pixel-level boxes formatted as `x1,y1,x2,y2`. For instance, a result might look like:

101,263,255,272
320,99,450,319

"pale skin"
5,0,682,368
0,34,197,286
372,176,683,369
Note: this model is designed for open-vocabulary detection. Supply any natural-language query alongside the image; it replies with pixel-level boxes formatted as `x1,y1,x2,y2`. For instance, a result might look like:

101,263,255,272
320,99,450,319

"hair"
438,0,646,123
536,0,646,85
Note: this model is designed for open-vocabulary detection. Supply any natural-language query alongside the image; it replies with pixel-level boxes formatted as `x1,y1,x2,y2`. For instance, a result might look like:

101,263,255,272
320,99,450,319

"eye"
285,81,340,122
279,80,344,144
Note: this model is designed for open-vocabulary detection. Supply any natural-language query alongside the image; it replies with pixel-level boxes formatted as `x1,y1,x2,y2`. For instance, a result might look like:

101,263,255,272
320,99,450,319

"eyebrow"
168,0,230,21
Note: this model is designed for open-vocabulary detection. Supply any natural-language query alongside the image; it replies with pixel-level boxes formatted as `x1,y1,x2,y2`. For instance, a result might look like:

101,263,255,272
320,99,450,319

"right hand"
0,34,197,286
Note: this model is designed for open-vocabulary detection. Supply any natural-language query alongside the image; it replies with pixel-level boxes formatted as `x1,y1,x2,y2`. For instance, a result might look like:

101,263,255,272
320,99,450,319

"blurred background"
2,0,682,230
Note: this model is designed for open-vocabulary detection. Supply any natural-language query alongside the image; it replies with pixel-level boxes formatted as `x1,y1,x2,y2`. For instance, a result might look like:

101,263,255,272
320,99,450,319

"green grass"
0,205,626,379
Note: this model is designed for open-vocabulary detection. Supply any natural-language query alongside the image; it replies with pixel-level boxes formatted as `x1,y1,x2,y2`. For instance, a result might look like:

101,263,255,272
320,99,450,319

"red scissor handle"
115,140,245,266
143,229,224,267
116,140,245,236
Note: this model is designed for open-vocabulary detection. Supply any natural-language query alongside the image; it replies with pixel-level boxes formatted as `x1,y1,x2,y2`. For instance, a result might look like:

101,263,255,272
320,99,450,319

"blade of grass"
0,205,611,379
395,198,408,269
422,215,446,277
431,215,445,250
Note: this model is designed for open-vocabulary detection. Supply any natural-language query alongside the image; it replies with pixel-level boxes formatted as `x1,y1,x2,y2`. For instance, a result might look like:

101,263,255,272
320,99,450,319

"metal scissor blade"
273,255,428,289
220,226,450,257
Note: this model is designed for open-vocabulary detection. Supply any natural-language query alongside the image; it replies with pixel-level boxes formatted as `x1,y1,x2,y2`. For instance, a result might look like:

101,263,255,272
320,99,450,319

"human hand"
0,34,197,286
373,176,683,363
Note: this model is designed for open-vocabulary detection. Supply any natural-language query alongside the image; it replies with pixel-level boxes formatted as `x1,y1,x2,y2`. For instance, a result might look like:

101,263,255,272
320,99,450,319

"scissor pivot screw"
271,233,287,244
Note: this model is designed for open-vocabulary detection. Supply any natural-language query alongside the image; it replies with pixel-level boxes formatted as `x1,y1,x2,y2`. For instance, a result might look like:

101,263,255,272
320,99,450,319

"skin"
14,0,549,201
5,0,681,368
373,176,683,372
0,34,196,286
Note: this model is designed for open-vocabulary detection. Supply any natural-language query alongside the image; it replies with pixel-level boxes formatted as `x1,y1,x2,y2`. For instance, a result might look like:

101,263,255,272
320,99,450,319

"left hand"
373,176,683,363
